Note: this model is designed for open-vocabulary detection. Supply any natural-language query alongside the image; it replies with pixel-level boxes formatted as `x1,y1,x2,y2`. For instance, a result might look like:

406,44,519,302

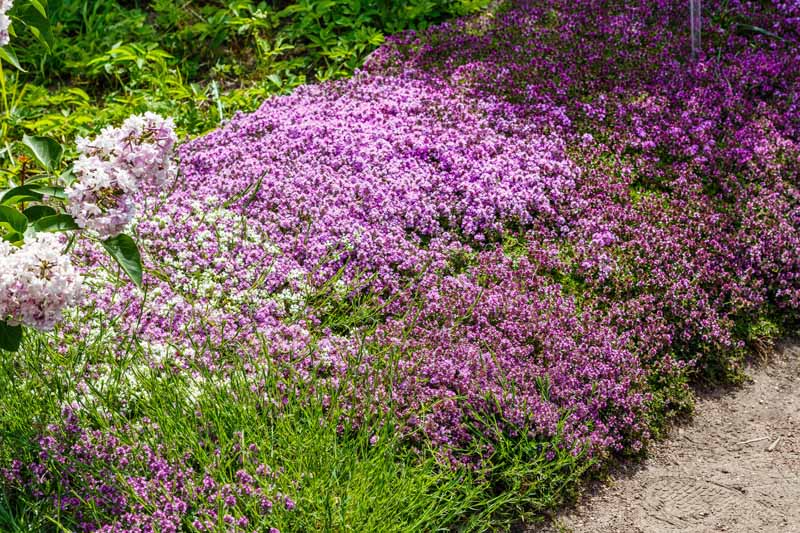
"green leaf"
28,0,48,18
22,205,57,222
734,23,784,41
2,231,23,244
0,321,22,352
102,234,143,288
17,4,54,50
22,135,64,172
1,185,44,205
0,205,28,234
33,214,79,233
30,185,67,201
59,168,76,186
0,47,25,71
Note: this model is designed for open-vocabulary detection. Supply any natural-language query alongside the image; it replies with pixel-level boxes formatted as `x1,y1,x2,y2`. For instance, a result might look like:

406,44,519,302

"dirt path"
534,340,800,533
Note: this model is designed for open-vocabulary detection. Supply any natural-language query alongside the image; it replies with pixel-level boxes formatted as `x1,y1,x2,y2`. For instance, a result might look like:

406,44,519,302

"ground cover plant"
2,0,800,531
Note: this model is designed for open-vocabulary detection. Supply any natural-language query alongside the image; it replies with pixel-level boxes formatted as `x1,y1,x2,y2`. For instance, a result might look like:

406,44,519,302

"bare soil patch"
533,340,800,533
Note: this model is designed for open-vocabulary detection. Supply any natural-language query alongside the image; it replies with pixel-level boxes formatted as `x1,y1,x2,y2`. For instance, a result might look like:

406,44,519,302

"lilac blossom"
66,155,138,238
66,113,177,238
0,233,83,331
75,113,177,189
115,112,178,188
0,0,12,47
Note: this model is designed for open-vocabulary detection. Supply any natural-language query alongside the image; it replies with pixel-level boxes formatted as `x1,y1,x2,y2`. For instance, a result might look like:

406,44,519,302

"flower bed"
3,0,799,530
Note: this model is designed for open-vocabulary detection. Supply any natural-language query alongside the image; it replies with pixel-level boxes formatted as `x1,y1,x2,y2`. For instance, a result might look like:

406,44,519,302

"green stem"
0,58,8,142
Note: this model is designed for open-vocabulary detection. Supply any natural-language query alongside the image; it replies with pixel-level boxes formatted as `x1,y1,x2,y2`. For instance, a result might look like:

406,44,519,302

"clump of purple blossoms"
366,248,650,463
2,406,295,532
75,0,800,455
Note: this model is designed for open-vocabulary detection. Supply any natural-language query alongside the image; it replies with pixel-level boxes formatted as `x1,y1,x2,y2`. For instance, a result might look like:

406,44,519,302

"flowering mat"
2,0,800,531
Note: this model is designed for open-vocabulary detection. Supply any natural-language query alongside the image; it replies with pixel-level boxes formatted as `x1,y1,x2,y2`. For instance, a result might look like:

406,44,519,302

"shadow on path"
533,339,800,533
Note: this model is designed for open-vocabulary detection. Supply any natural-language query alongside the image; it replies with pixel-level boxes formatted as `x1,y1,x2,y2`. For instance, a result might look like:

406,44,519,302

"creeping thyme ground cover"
2,0,800,531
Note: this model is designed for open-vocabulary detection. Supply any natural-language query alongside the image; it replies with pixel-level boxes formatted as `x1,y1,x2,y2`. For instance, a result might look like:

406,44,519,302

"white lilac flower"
0,0,12,47
67,113,177,239
116,112,178,187
0,240,13,321
0,233,83,331
75,125,120,161
66,155,137,239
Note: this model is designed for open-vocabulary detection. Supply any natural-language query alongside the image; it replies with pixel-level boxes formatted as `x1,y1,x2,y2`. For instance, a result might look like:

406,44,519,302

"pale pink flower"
0,0,13,47
0,233,83,331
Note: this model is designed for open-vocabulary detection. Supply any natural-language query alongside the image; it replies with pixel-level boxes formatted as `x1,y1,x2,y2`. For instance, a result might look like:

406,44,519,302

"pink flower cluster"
365,249,649,463
0,233,83,331
66,113,177,239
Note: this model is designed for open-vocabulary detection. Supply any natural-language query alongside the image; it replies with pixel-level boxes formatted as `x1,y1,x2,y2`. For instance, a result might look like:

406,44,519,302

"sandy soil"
532,339,800,533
